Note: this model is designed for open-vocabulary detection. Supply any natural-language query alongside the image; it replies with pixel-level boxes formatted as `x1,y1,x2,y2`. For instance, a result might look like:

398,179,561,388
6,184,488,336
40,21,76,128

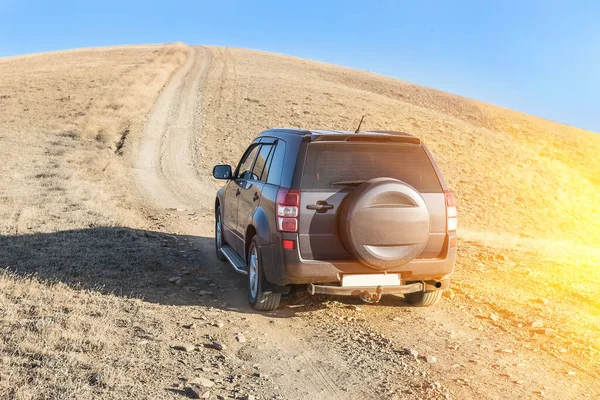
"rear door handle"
235,189,241,197
253,192,259,202
306,202,334,211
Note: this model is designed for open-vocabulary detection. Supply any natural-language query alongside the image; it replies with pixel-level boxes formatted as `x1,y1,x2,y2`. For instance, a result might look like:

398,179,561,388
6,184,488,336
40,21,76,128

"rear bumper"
260,233,456,287
308,281,424,296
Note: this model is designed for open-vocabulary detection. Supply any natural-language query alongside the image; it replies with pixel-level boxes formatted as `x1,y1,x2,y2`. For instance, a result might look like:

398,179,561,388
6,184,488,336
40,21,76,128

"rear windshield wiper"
330,180,365,186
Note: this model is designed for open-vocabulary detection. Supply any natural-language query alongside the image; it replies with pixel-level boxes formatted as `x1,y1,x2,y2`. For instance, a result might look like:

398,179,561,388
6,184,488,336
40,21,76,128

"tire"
404,290,443,307
215,207,226,261
247,237,281,311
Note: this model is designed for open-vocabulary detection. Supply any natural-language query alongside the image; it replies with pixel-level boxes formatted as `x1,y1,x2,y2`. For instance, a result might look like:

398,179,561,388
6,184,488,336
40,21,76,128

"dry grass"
198,46,600,365
0,43,188,236
0,271,145,399
0,44,191,399
1,43,599,398
0,44,188,142
0,226,220,400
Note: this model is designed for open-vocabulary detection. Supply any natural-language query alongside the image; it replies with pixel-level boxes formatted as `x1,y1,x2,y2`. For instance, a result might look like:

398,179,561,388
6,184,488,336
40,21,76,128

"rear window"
267,140,286,186
301,142,442,192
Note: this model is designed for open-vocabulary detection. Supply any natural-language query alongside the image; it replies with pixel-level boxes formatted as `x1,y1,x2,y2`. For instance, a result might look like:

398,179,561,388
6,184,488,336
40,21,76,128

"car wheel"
215,207,226,261
404,290,443,307
247,237,281,311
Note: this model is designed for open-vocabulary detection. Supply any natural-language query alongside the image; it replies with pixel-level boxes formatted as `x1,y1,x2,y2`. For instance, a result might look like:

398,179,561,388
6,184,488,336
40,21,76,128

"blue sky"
1,1,598,132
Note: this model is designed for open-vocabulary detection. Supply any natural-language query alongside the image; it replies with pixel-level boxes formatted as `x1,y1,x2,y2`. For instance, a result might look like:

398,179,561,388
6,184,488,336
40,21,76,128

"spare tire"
339,178,430,270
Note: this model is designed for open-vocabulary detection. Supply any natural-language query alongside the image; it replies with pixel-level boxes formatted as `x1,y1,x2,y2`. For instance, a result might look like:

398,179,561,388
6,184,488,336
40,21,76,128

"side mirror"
213,165,232,180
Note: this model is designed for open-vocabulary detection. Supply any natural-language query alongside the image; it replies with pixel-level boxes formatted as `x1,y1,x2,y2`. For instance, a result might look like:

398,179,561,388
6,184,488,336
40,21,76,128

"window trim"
258,144,275,182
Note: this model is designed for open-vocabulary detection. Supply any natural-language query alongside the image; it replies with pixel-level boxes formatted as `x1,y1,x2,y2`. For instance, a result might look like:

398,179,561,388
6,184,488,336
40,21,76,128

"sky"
1,1,599,132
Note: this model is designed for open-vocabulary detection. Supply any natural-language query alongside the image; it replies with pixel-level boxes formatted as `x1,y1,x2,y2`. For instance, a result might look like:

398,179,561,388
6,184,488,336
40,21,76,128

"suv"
213,129,457,311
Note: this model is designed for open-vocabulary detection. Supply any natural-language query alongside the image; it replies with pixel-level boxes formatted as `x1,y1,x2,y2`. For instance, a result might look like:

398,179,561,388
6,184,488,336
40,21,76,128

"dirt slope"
193,48,600,365
1,44,598,399
0,43,189,236
128,46,441,400
132,47,216,211
196,45,600,363
129,45,599,399
197,47,600,247
0,44,200,398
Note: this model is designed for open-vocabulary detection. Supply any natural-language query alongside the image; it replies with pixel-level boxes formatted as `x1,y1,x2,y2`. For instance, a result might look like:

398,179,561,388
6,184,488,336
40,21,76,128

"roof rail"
260,128,312,136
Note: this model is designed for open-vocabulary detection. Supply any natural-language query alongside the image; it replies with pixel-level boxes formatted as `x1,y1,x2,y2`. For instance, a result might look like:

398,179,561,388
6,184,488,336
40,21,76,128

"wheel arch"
244,225,257,260
215,185,227,226
251,206,272,247
246,208,283,292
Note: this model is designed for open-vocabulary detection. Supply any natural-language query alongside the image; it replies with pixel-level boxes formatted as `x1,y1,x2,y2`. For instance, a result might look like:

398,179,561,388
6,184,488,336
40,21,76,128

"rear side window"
301,142,442,192
267,140,286,186
252,144,274,182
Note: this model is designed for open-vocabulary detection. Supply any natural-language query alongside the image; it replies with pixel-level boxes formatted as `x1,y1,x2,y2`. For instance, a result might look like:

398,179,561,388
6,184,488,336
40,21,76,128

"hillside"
0,44,598,399
0,44,192,398
0,43,188,235
199,47,600,247
198,46,600,371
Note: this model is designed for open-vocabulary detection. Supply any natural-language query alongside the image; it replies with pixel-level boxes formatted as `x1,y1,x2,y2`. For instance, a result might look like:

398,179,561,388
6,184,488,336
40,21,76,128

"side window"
267,140,286,186
260,145,275,182
236,144,260,180
252,144,274,182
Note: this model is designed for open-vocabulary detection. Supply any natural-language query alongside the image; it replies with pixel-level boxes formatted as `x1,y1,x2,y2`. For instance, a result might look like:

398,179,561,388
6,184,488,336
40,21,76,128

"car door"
225,144,261,254
236,143,275,247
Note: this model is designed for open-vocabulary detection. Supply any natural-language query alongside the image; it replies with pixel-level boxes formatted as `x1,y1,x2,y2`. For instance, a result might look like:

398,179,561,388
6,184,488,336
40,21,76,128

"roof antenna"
354,115,365,133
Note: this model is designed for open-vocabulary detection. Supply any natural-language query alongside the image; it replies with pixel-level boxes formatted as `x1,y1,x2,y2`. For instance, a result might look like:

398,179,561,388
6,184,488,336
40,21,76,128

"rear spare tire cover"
339,178,430,270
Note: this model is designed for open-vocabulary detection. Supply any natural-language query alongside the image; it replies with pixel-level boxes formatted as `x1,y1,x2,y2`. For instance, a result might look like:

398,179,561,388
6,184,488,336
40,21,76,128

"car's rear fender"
251,206,272,247
250,208,290,293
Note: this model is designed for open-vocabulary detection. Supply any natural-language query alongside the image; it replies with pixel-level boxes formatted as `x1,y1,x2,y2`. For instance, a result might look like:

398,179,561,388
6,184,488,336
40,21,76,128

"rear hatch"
298,137,446,262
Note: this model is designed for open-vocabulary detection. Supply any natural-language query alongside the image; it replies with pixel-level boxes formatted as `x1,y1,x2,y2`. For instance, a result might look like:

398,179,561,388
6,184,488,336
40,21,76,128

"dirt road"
130,47,598,399
133,46,215,212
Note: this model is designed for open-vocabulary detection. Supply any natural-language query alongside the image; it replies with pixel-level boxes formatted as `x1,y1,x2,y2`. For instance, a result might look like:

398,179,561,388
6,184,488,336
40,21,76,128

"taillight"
444,190,457,232
276,188,300,233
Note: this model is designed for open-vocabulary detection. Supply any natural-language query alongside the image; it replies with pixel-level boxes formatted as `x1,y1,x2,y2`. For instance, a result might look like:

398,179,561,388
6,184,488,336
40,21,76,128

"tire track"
132,46,214,211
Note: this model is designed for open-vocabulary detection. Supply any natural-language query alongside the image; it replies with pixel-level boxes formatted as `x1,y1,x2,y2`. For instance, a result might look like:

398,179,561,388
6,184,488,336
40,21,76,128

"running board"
220,245,247,275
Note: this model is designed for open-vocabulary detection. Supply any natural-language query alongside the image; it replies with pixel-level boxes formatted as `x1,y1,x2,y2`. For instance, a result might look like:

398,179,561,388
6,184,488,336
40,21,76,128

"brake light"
276,188,300,233
444,190,457,232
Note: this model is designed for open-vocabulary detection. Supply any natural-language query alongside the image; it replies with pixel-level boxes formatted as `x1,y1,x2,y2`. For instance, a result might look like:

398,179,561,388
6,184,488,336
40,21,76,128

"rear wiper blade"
330,180,365,186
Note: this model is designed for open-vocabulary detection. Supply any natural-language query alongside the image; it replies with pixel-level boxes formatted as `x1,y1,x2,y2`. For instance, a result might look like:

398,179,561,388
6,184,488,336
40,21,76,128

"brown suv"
213,129,457,311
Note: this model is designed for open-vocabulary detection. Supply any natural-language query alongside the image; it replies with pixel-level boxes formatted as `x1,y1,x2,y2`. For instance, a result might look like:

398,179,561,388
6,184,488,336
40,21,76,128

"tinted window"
301,143,442,192
261,145,275,182
267,140,286,186
236,145,260,180
252,144,274,182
